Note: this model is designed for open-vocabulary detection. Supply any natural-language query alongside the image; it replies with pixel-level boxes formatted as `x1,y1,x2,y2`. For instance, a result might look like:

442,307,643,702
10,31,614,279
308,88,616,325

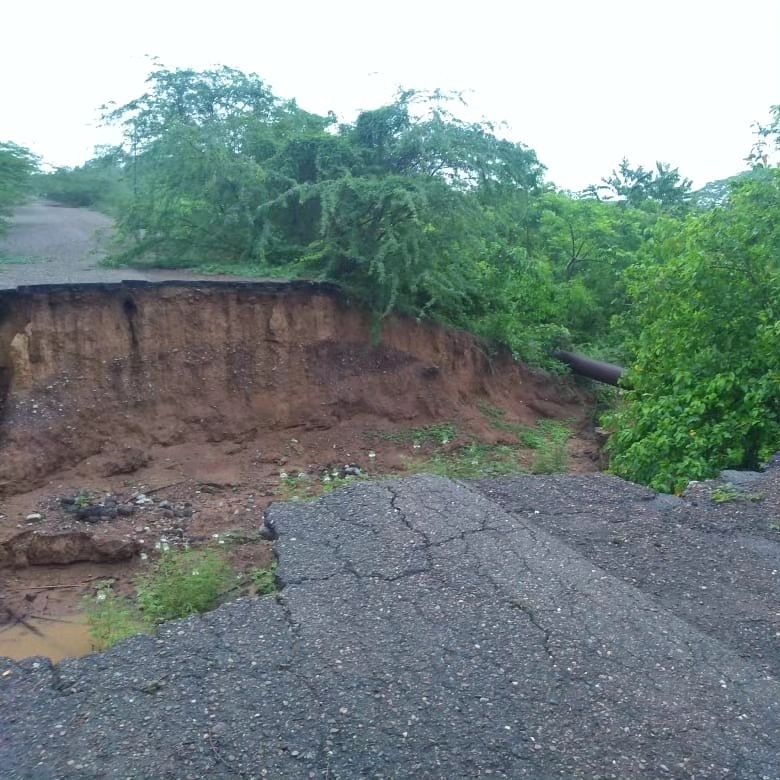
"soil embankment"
0,280,590,495
0,281,595,649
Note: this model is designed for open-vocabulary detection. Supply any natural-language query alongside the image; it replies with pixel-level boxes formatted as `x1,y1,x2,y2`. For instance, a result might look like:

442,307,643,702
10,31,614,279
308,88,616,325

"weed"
531,421,570,474
85,583,150,651
480,406,570,474
711,484,765,504
410,442,525,480
136,548,233,623
373,423,457,448
322,474,358,494
250,562,278,595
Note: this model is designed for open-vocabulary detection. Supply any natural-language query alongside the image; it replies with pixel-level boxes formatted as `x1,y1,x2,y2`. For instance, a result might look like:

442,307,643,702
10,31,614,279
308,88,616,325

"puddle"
0,614,94,662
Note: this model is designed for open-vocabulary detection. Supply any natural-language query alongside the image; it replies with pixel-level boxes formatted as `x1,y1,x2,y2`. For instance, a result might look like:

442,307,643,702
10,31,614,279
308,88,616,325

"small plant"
531,421,570,474
411,442,525,480
481,407,571,474
250,562,278,595
373,423,457,448
711,484,765,504
85,583,150,651
74,490,93,509
136,548,233,623
277,472,316,502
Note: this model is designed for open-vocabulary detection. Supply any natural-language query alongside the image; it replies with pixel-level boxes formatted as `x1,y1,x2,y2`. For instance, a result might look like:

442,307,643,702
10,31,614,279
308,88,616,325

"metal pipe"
552,350,626,386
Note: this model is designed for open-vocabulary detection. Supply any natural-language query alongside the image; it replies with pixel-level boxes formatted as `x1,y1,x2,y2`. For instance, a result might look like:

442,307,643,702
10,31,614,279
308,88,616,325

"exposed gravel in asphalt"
0,202,254,288
1,470,779,779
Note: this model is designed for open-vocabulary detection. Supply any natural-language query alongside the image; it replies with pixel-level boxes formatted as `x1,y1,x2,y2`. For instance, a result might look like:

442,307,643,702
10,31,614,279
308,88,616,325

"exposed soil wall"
0,281,588,496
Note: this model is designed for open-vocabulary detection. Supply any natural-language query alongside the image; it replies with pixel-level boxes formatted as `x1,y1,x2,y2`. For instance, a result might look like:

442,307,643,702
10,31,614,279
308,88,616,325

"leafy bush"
250,563,278,595
0,142,38,232
136,548,233,623
86,583,150,650
606,171,780,492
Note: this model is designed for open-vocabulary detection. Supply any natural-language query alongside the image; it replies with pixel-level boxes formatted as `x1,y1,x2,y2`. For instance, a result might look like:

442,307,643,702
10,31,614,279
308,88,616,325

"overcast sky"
3,0,778,190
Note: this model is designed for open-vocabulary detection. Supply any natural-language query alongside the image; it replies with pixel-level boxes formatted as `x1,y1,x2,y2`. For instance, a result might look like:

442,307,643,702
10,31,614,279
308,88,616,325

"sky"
2,0,779,191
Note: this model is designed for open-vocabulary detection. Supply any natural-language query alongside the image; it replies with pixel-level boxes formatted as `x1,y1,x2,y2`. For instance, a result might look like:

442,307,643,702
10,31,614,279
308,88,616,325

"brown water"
0,615,94,662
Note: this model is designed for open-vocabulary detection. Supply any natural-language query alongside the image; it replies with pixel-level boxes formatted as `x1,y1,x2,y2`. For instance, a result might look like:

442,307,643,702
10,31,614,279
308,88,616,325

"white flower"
413,443,421,450
279,471,288,480
368,451,376,459
96,591,107,602
140,552,148,561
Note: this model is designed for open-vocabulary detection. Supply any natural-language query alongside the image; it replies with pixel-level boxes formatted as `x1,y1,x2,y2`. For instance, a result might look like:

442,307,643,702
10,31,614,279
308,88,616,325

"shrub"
136,548,233,623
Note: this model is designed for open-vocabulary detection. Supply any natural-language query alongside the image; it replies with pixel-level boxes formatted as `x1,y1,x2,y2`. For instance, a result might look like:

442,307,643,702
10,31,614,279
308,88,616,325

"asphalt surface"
0,201,254,288
1,470,779,779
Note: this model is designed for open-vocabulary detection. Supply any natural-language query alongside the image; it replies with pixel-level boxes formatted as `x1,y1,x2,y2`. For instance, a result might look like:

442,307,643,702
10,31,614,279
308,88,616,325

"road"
0,201,252,289
1,470,779,779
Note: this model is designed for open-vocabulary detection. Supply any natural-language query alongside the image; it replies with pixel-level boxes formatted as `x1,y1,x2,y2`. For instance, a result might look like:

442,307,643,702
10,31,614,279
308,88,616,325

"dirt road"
0,201,250,288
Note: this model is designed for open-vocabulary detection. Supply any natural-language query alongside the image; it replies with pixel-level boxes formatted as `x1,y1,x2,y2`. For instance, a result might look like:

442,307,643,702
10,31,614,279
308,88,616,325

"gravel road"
0,201,252,288
2,470,779,779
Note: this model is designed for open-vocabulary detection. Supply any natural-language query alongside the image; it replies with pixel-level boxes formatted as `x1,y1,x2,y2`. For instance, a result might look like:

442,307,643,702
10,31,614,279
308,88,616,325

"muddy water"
0,615,94,662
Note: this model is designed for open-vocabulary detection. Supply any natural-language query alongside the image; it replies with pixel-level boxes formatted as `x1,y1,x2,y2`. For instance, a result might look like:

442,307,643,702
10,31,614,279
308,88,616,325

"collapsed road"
2,467,779,779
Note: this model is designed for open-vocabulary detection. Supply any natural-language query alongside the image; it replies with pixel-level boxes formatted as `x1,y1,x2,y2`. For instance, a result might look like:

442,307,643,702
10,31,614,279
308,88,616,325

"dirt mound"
0,281,590,496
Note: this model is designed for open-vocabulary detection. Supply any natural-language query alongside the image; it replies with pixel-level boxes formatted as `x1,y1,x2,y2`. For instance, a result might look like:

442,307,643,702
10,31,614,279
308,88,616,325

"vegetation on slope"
16,67,780,491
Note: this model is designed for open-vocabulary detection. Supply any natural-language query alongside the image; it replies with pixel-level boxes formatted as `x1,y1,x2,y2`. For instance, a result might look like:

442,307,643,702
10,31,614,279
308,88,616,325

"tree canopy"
30,65,780,491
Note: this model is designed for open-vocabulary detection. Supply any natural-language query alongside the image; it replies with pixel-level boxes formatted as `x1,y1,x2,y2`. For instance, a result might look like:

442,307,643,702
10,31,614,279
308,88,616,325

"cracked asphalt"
2,471,779,779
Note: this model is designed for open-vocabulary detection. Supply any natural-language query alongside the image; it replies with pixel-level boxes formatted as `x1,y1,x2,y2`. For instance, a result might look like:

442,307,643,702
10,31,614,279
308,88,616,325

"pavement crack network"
386,484,435,575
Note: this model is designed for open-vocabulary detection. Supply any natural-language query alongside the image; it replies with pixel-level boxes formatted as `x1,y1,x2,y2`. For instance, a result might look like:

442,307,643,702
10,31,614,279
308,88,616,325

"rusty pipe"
552,350,626,386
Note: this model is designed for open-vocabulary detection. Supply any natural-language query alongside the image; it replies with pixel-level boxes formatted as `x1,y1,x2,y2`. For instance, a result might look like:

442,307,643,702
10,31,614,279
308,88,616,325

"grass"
85,548,279,650
371,423,457,448
410,442,525,479
85,583,150,651
250,562,278,595
480,405,571,474
711,484,765,504
136,548,233,623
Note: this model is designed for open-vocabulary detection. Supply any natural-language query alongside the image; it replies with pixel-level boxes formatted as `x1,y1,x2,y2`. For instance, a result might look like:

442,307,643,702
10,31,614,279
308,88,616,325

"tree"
605,169,780,492
590,158,693,214
0,141,38,231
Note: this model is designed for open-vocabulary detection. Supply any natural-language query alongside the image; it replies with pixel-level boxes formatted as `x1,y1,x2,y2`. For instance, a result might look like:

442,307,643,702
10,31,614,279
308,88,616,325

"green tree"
590,158,693,214
606,169,780,492
0,141,38,231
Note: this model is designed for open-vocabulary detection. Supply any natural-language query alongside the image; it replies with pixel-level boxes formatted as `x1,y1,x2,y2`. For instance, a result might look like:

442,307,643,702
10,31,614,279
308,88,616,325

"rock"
117,505,135,517
719,469,764,488
98,448,151,477
158,500,172,509
0,530,141,568
25,513,43,522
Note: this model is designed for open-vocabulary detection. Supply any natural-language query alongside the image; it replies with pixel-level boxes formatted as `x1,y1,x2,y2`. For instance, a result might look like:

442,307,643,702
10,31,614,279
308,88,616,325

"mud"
0,280,596,659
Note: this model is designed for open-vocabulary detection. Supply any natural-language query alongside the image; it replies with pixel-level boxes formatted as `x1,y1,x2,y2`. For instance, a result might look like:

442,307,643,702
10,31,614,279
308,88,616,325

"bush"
86,583,150,650
606,171,780,492
136,548,233,623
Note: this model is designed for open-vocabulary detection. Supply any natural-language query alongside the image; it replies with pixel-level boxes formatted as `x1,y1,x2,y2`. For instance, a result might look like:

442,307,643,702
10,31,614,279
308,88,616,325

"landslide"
0,280,592,497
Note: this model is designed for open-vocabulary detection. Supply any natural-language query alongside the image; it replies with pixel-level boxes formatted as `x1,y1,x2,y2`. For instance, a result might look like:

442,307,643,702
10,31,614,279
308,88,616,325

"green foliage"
0,142,39,231
86,583,150,651
36,151,130,212
250,563,278,595
412,442,525,479
590,158,693,214
710,484,764,504
375,423,457,447
606,169,780,492
480,407,571,473
136,548,233,623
